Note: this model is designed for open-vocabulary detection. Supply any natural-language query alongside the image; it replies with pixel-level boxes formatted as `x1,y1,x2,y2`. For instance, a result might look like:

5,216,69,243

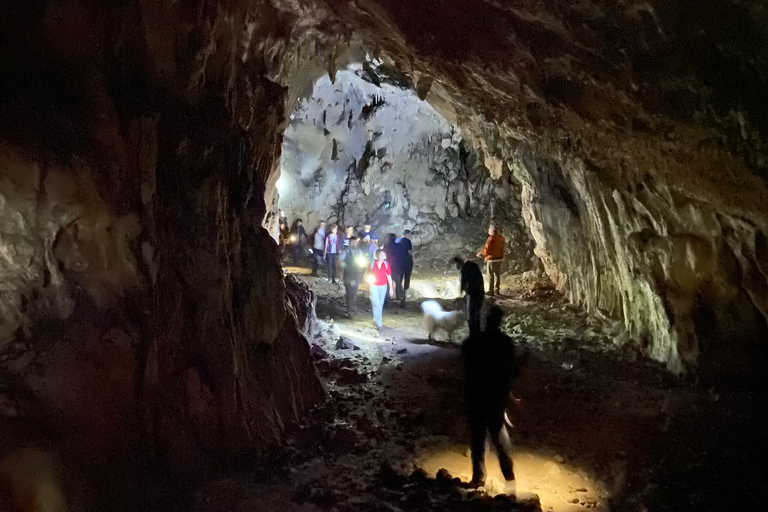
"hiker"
311,221,326,276
395,230,414,308
289,218,307,266
478,224,505,296
462,305,518,491
368,249,394,330
340,236,367,318
324,224,340,284
453,256,484,332
382,233,402,307
359,223,379,256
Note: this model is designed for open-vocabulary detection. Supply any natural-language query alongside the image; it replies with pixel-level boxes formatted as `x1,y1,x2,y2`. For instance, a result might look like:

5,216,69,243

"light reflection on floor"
415,444,607,511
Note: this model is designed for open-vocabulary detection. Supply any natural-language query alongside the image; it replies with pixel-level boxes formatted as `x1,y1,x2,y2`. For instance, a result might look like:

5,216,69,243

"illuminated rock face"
278,66,533,270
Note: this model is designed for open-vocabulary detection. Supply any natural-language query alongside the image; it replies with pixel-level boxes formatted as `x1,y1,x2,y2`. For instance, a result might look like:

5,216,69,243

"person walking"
395,230,414,308
478,224,506,297
462,305,518,491
342,225,355,248
289,218,307,266
454,256,485,332
359,223,379,257
340,236,367,318
311,221,326,276
324,224,340,284
368,249,394,330
383,233,403,306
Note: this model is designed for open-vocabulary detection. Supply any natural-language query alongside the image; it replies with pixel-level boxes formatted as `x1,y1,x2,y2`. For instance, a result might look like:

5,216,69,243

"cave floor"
191,268,763,512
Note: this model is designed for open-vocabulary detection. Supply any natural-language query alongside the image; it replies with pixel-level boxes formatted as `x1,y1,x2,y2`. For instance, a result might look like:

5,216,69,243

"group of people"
282,213,515,490
279,215,414,329
453,223,517,491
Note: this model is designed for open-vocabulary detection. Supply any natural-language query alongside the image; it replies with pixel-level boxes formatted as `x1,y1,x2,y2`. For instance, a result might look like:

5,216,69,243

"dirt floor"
191,262,765,512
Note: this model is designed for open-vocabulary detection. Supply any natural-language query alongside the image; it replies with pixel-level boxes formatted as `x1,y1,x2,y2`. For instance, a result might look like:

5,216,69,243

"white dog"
421,300,466,342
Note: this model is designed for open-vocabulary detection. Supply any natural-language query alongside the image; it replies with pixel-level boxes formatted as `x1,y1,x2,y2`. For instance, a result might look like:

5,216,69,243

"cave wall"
278,66,533,269
0,0,325,505
316,0,768,379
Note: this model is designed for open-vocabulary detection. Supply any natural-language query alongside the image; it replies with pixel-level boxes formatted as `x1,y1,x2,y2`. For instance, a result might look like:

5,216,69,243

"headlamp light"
355,255,368,267
290,234,297,242
366,274,376,284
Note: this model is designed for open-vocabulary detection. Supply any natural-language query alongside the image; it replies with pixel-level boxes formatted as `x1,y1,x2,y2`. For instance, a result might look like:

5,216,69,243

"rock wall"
278,65,532,270
322,0,768,380
0,0,325,506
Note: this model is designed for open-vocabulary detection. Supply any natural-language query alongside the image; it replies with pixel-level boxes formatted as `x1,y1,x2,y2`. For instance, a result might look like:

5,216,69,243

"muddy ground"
191,263,764,512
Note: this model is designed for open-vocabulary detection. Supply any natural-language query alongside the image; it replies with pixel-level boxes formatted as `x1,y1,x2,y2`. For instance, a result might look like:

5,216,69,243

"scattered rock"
396,348,408,354
336,336,356,350
554,454,565,463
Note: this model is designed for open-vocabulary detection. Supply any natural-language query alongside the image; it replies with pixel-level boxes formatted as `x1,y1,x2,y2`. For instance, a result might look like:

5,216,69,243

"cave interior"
1,1,767,511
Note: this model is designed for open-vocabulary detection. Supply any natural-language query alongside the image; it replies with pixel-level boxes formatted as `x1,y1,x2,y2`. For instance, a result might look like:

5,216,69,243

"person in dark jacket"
462,305,518,491
382,233,402,306
395,230,414,308
289,219,307,266
340,237,367,318
324,224,340,284
453,256,485,332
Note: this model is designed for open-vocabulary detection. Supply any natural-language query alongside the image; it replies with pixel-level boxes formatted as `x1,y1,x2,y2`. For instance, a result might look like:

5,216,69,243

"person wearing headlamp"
340,236,367,318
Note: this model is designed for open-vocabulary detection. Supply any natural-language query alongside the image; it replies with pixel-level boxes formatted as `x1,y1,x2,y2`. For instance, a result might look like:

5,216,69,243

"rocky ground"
190,258,764,512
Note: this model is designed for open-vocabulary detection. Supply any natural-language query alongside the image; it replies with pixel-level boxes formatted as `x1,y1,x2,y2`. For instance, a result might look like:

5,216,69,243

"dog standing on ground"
421,300,466,342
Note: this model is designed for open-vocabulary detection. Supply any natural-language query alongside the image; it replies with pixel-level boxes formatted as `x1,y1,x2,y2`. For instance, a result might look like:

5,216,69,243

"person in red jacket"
367,249,394,329
477,224,505,296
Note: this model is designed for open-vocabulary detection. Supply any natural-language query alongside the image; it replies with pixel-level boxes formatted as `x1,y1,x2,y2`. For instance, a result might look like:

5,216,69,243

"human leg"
311,251,319,276
486,261,496,296
369,284,385,328
467,403,488,486
403,260,413,291
327,253,337,283
393,273,404,301
467,294,483,332
491,261,502,294
487,402,515,482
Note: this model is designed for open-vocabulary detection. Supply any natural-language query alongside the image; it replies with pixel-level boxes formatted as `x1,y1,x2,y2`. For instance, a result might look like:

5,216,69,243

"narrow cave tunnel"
1,1,767,512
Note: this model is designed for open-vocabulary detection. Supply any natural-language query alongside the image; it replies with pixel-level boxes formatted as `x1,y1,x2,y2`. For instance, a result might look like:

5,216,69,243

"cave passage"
276,61,480,247
3,1,768,511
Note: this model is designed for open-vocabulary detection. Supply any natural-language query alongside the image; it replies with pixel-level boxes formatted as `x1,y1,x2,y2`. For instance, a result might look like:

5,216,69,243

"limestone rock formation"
0,0,326,506
1,0,767,505
278,66,533,270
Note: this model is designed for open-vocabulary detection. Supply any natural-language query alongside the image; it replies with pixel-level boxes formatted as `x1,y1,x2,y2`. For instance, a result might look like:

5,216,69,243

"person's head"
279,209,285,217
386,233,396,244
403,229,412,238
318,221,326,229
345,226,354,236
296,218,302,226
349,236,359,247
453,256,465,270
488,224,497,236
364,223,372,232
486,305,504,332
375,249,386,261
330,224,338,234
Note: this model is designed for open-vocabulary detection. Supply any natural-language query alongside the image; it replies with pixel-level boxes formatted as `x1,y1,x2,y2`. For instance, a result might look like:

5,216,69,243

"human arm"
478,237,491,259
323,237,328,259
